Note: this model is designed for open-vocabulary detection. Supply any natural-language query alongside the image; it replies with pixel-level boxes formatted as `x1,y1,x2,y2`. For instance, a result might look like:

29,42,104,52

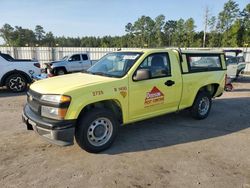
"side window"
186,54,222,72
69,54,81,61
82,54,88,61
138,53,171,78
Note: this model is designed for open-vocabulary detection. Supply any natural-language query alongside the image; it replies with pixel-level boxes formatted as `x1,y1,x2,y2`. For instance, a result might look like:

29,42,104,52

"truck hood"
30,73,118,94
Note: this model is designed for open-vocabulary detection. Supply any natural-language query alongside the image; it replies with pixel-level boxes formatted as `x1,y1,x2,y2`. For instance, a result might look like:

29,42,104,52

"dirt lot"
0,77,250,188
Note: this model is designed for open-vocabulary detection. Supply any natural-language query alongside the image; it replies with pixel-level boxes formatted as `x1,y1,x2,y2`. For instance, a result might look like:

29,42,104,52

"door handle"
165,80,175,86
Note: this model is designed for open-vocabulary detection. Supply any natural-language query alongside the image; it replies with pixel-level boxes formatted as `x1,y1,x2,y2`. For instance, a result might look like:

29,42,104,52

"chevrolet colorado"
22,49,226,153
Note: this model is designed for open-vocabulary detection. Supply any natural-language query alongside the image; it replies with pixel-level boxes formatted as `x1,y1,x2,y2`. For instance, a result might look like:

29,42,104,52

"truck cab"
23,49,226,153
46,53,92,75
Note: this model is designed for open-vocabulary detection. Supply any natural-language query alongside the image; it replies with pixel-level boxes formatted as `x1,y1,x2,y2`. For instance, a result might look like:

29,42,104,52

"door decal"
144,86,164,107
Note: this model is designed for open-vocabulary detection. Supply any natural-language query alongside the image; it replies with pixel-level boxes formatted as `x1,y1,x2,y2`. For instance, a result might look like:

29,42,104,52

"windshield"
62,56,68,60
226,57,238,65
0,53,15,61
237,56,245,63
87,52,142,77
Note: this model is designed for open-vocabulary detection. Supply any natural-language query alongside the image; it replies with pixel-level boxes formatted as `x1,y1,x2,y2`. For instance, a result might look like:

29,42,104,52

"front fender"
51,61,68,70
64,78,129,123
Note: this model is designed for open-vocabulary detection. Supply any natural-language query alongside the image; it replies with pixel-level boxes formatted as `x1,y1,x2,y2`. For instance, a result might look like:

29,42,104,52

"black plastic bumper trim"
23,104,76,130
22,104,76,146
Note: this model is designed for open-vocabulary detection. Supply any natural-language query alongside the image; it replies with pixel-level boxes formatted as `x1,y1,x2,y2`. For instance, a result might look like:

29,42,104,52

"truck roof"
118,48,224,54
181,49,224,54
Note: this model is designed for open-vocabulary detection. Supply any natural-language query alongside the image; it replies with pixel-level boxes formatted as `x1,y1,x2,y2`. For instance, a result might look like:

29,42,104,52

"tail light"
34,63,41,68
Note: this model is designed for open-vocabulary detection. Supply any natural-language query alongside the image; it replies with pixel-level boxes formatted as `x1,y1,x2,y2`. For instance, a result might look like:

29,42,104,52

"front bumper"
22,104,76,146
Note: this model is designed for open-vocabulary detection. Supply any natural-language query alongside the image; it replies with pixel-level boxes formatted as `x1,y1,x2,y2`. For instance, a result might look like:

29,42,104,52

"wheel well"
1,70,32,86
198,84,219,98
77,100,123,124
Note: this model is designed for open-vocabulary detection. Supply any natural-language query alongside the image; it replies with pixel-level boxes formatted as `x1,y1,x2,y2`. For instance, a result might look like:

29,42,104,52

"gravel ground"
0,77,250,188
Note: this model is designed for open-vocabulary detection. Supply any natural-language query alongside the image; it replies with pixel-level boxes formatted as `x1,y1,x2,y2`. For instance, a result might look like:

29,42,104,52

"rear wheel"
5,73,28,92
190,91,212,120
75,108,118,153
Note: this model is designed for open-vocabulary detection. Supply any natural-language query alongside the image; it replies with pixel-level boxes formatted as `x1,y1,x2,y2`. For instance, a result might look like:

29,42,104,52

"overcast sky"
0,0,249,44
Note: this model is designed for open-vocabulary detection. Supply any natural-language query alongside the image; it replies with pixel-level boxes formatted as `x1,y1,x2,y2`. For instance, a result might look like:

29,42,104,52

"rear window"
186,54,222,72
82,54,88,60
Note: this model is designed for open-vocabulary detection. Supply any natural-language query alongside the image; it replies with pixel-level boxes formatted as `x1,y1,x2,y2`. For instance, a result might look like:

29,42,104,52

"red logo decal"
144,87,164,107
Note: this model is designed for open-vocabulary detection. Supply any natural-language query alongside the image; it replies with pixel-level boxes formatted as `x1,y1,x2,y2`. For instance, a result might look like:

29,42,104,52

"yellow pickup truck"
22,49,226,153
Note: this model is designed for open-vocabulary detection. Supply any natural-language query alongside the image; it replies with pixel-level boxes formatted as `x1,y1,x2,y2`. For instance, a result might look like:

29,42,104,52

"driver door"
128,53,182,121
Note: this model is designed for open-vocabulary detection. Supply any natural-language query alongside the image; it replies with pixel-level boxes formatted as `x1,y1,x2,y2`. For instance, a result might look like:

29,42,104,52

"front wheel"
190,91,212,120
75,108,118,153
5,73,28,92
54,68,66,75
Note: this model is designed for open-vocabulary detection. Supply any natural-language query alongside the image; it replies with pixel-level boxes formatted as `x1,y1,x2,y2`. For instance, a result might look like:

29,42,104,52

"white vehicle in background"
226,56,238,79
45,53,92,76
0,52,41,92
224,49,247,78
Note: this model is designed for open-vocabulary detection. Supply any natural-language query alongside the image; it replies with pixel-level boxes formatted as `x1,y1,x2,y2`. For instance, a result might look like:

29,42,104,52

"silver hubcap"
87,117,113,147
9,77,25,91
198,97,210,116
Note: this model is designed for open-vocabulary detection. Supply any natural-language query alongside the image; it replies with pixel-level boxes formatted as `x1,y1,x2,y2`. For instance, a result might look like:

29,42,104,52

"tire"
55,68,66,75
190,91,212,120
5,73,28,92
75,108,119,153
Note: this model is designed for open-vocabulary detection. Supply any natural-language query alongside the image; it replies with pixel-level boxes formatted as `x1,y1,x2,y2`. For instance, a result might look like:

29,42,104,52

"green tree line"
0,0,249,48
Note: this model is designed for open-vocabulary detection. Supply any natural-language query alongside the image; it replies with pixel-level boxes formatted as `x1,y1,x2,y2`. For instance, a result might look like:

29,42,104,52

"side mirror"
133,69,151,81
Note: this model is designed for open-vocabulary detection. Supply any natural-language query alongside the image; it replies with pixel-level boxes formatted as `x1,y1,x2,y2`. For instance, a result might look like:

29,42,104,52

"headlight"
41,106,68,120
40,94,71,120
41,95,71,103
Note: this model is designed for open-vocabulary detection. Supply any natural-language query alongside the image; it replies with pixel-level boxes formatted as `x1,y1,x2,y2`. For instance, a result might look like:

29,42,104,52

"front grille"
27,89,42,114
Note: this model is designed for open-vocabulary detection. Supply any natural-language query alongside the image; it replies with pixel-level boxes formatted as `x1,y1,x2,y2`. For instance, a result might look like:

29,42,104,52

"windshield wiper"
82,70,108,76
92,72,118,77
92,72,108,76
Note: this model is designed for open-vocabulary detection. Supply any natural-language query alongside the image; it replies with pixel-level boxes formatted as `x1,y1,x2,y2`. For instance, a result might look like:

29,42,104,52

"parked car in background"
224,49,247,78
235,56,246,76
226,56,238,79
0,52,41,92
45,53,92,76
226,56,246,76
